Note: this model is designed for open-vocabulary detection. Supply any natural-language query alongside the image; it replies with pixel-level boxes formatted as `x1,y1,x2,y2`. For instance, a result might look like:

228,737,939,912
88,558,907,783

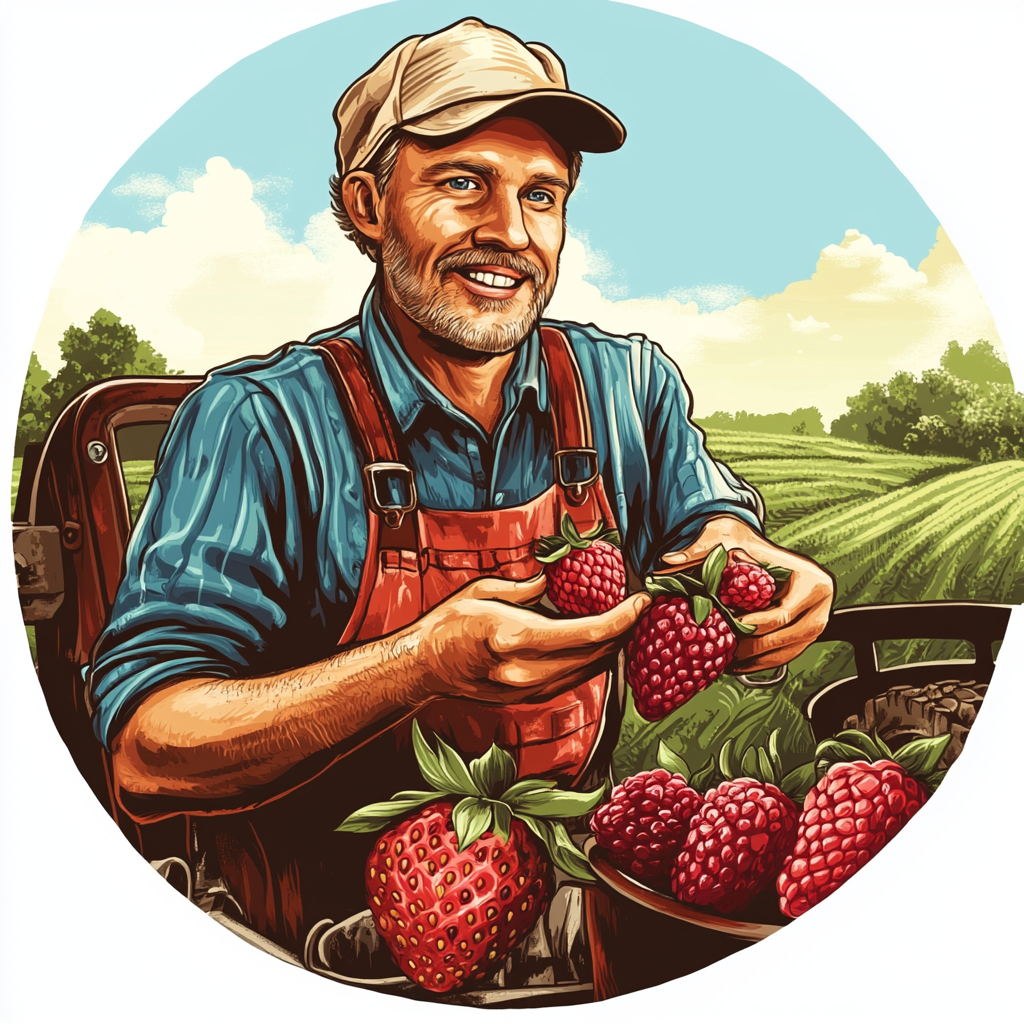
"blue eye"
526,189,554,204
447,177,478,191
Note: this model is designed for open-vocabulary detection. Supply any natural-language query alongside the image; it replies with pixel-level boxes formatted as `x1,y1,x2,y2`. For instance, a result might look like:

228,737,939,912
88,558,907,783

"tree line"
16,309,178,455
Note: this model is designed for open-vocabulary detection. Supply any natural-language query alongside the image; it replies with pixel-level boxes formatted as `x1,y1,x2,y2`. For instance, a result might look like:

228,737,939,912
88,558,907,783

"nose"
472,185,529,251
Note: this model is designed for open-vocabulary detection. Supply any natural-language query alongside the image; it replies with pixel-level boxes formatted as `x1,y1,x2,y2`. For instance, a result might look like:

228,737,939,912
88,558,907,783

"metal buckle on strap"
363,462,417,529
554,447,599,504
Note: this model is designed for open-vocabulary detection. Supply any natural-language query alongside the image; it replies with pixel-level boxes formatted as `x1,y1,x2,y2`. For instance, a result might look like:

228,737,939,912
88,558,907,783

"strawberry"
718,561,778,612
535,514,626,616
590,753,702,880
672,731,802,914
777,729,948,919
337,721,606,993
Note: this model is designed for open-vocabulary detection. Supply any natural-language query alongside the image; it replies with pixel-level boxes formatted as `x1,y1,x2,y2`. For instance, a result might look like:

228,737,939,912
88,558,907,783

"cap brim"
402,90,626,153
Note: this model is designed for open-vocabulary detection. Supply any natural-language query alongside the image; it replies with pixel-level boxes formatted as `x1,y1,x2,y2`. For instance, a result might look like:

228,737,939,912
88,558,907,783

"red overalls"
207,325,622,949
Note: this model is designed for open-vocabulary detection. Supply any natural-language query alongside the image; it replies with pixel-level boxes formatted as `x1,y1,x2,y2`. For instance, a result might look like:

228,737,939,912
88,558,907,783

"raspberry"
673,777,798,913
627,597,737,721
777,760,925,918
590,769,702,879
718,562,775,612
535,516,626,616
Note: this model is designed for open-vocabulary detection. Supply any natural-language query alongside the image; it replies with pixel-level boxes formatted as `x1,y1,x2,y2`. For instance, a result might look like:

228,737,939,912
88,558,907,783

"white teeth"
467,270,518,288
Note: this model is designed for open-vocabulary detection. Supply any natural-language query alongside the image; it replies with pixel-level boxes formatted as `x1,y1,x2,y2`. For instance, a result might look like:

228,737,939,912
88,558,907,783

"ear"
341,171,384,244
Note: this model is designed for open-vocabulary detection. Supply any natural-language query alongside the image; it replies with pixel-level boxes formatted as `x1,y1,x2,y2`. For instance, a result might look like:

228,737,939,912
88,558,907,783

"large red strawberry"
337,722,605,993
535,514,626,616
590,757,702,880
777,729,948,919
672,732,802,914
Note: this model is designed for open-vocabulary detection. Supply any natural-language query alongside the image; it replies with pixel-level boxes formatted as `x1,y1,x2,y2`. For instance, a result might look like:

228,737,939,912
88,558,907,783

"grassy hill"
614,435,1024,781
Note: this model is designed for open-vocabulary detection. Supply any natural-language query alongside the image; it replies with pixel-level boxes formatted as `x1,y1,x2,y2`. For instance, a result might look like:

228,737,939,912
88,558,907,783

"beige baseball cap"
334,18,626,176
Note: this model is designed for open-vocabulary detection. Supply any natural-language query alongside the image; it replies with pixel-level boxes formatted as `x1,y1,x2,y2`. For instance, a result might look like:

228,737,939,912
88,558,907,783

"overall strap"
314,337,418,539
539,326,599,505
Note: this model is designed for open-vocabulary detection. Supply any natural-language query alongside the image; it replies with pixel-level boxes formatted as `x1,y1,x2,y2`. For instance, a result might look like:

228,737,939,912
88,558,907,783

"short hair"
329,129,583,263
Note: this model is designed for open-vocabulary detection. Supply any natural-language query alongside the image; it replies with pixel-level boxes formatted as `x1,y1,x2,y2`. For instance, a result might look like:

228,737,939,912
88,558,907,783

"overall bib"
204,326,622,954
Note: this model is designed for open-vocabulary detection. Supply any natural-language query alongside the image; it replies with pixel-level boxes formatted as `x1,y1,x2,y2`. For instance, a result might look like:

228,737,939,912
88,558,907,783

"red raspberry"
590,769,702,880
627,597,737,721
673,777,798,913
777,760,925,919
718,562,775,612
545,539,626,616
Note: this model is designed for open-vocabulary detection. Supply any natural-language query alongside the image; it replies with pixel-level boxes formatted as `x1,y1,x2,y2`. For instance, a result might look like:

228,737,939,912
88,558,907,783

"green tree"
698,407,825,436
940,340,1013,391
15,352,52,455
43,308,176,410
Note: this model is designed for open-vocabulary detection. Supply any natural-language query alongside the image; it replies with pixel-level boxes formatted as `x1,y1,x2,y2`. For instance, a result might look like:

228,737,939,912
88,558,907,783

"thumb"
661,536,719,570
461,573,547,604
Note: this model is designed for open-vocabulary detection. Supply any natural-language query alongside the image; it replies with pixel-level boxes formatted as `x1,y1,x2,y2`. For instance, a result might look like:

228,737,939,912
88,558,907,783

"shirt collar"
358,282,548,435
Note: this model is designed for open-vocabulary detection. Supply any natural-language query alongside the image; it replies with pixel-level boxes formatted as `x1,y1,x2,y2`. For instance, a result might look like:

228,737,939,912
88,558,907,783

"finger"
738,571,833,633
492,651,619,690
731,641,809,673
735,609,829,660
461,573,547,604
520,593,652,653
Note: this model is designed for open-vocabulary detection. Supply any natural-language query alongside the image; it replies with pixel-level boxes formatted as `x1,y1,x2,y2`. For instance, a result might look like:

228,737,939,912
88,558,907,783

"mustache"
435,248,545,288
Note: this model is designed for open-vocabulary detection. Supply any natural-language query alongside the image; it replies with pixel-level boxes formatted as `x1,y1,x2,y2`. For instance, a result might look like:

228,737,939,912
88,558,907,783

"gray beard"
380,234,555,355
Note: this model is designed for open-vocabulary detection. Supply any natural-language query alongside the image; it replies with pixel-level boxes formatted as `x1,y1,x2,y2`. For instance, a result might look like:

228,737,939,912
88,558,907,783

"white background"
1,2,1020,1021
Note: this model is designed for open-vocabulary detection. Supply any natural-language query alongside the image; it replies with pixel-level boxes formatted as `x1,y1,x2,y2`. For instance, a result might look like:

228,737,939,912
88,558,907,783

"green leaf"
468,743,517,798
764,564,793,584
602,529,622,548
701,544,728,596
336,790,445,832
518,815,595,882
740,744,759,779
506,783,607,819
757,746,776,785
500,778,557,802
712,598,758,637
452,797,495,852
411,721,452,793
535,540,571,563
874,730,894,760
924,769,948,794
657,741,690,778
492,801,512,842
780,762,817,804
692,593,712,626
833,729,883,762
644,572,699,598
433,735,482,796
690,755,719,793
580,522,604,540
814,738,872,766
562,513,584,547
718,737,735,780
767,728,784,780
892,735,951,778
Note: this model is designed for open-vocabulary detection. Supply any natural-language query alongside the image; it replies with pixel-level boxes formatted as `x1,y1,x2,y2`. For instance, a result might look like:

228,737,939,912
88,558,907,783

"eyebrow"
424,161,570,194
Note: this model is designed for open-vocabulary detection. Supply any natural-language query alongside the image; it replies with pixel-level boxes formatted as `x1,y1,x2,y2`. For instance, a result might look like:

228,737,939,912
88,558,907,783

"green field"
613,434,1024,780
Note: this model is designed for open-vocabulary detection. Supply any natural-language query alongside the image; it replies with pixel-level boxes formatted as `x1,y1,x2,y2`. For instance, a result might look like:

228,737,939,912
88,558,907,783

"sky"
33,0,1005,424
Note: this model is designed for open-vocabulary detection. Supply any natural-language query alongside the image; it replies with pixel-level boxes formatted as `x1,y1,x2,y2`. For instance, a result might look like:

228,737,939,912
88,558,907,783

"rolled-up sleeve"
89,375,304,748
643,342,764,559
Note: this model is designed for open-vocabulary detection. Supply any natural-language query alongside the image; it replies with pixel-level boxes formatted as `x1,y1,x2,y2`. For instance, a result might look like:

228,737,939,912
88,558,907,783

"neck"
378,283,518,437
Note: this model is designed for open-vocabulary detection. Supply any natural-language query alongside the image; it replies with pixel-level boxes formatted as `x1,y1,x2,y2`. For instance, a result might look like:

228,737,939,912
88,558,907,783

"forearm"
112,625,430,805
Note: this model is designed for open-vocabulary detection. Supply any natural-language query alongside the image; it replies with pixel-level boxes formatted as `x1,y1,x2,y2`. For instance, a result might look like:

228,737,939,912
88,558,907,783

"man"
90,18,832,963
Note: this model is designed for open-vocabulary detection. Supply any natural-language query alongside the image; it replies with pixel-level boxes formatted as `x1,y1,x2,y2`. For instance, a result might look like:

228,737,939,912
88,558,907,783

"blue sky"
83,0,939,308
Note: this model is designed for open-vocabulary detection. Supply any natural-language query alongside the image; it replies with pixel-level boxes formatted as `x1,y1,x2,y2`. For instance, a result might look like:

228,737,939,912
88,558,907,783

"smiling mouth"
448,262,533,299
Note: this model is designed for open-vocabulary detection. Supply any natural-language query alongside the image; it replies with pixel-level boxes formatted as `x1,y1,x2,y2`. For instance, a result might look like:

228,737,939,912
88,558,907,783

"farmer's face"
378,117,570,354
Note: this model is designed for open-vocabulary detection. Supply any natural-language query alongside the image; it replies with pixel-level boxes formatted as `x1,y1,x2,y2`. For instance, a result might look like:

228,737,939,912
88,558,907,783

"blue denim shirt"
89,285,764,748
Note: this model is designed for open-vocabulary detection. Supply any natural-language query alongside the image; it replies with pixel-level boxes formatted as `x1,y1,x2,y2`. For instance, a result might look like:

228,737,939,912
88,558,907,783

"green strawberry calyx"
809,728,950,796
336,721,606,882
657,728,814,802
535,513,621,564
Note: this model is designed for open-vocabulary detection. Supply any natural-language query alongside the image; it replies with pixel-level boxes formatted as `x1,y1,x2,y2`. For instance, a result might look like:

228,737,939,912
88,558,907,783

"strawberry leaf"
873,730,894,760
452,796,495,852
505,783,607,819
764,564,793,585
767,729,784,780
433,735,482,796
757,746,776,786
701,544,728,596
780,762,817,803
535,539,572,563
500,778,557,802
692,593,712,626
562,514,585,547
411,720,452,793
924,768,948,795
644,572,699,598
336,790,445,832
580,522,604,540
492,801,512,842
833,730,883,762
892,734,951,778
469,743,517,797
718,737,736,781
601,528,622,548
740,744,759,780
711,597,758,636
657,741,690,779
814,738,872,766
518,815,595,882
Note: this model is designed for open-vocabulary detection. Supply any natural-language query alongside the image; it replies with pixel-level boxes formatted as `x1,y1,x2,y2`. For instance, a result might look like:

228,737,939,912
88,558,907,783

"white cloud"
33,161,1007,427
